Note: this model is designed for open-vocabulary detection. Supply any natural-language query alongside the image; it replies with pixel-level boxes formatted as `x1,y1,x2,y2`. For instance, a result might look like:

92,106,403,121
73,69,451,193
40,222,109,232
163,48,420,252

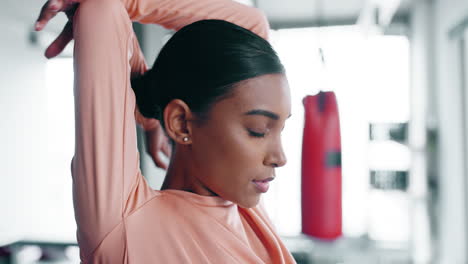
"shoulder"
125,190,198,220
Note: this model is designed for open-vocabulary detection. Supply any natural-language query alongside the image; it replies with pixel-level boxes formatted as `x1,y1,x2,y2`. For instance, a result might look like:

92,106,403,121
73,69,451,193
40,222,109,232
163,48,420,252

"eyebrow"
244,109,291,120
245,109,279,120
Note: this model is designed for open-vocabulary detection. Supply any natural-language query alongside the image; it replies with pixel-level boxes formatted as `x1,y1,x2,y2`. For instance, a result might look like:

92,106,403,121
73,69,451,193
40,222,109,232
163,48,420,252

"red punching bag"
302,91,342,239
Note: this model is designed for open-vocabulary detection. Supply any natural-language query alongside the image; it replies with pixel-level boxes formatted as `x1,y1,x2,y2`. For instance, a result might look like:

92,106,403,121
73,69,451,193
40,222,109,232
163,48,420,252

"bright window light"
265,26,410,238
28,58,77,242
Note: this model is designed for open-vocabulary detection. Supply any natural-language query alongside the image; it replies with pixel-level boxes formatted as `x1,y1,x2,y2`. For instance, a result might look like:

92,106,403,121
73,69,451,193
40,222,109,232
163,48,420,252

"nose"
264,136,287,168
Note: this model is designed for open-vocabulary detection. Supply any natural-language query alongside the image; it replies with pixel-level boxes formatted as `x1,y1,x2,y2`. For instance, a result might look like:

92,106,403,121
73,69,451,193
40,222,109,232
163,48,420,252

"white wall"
0,3,77,245
465,29,468,262
434,0,468,262
0,15,46,243
413,0,468,262
409,1,436,263
0,16,47,244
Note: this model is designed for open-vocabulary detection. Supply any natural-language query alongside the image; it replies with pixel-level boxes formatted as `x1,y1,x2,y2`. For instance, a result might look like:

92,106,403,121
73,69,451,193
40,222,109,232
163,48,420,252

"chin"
236,195,261,209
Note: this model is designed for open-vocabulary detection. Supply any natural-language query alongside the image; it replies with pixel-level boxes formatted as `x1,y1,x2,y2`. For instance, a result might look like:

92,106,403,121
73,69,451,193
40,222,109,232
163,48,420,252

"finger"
49,0,64,11
67,0,82,4
45,22,73,58
35,2,50,31
35,1,60,31
161,141,171,157
153,153,169,170
35,0,68,31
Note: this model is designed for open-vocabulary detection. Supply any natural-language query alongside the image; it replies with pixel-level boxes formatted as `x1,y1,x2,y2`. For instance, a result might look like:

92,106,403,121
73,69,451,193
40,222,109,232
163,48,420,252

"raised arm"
122,0,271,40
71,0,156,260
35,0,270,59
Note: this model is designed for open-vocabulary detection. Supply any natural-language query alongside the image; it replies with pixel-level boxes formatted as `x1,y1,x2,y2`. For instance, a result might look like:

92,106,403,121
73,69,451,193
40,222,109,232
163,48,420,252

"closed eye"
248,130,266,138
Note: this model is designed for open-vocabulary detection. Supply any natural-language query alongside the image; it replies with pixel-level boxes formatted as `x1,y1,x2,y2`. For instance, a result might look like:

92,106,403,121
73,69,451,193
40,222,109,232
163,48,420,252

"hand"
35,0,80,58
145,125,172,170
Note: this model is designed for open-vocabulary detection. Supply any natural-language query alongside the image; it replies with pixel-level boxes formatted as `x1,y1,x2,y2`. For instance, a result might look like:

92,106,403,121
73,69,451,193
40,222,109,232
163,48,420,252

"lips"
252,177,274,193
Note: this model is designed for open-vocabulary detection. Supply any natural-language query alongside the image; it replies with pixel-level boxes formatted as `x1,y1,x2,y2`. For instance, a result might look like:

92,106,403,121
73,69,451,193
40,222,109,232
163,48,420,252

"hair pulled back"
132,19,285,127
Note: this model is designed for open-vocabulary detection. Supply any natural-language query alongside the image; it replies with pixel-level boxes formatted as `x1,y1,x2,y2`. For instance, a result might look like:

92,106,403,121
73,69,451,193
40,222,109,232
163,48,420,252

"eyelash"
248,130,266,138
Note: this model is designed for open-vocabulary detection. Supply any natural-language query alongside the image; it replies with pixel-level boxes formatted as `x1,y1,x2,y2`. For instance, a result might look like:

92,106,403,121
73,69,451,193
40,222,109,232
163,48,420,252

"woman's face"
190,73,291,208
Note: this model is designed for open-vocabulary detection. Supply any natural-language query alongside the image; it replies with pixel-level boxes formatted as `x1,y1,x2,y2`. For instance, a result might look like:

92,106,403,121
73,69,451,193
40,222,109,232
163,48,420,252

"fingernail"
35,21,42,30
45,50,53,59
49,0,59,10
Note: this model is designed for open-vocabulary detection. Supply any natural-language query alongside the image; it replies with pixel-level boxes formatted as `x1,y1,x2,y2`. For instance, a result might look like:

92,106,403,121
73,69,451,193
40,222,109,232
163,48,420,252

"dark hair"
132,19,285,128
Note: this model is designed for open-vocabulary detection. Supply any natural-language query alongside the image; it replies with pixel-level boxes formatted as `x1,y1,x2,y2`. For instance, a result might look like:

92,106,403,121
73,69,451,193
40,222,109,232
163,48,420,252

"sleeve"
121,0,271,40
70,0,156,259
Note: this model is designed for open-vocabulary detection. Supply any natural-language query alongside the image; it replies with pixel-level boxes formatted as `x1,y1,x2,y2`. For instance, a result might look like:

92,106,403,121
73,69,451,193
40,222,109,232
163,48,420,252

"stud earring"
183,137,189,142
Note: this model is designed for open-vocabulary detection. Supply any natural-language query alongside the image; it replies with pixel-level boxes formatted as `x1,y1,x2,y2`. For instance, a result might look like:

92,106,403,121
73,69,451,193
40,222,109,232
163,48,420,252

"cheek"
192,122,265,187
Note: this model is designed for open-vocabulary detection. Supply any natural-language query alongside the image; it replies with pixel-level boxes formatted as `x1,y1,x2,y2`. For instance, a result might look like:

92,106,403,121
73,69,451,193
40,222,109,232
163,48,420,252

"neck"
161,145,217,197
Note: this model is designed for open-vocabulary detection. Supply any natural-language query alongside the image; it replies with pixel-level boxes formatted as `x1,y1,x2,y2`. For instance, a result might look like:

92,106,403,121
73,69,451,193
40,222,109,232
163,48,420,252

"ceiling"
257,0,412,29
260,0,367,26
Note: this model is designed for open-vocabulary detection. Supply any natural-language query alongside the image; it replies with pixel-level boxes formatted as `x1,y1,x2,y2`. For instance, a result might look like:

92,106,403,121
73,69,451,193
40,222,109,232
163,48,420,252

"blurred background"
1,0,467,263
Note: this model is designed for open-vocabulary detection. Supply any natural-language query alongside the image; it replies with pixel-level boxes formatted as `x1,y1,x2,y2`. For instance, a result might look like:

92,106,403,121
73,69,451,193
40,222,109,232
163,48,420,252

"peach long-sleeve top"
70,0,295,262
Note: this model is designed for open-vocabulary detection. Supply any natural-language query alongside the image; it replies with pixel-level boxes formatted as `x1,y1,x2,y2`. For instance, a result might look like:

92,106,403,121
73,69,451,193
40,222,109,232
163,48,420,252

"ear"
163,99,194,144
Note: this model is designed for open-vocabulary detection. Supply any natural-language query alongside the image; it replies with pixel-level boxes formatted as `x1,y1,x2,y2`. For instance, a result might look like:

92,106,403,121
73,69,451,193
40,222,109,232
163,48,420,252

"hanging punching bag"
302,91,342,239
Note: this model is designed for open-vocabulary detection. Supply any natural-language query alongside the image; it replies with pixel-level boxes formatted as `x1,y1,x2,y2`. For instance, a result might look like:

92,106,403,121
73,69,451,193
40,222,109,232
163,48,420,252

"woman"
36,0,295,263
